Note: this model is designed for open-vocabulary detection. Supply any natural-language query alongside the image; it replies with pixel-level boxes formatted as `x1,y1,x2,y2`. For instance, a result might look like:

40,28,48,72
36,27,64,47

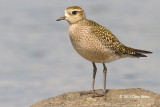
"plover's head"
56,6,86,24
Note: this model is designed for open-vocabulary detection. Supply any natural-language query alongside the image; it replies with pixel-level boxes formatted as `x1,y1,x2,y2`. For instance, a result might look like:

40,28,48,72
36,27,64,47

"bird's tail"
122,46,152,57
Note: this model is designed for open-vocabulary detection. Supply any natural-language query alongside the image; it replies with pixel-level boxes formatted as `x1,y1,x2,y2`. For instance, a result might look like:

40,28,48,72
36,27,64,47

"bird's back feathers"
83,19,152,57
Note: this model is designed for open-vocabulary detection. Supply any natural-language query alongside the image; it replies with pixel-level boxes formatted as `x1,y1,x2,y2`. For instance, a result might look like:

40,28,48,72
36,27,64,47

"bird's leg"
92,62,97,96
80,62,107,100
103,63,107,100
80,62,97,96
92,63,107,99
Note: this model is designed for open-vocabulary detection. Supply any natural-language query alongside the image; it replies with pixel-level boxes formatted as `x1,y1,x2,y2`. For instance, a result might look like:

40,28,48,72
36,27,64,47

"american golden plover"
56,6,152,99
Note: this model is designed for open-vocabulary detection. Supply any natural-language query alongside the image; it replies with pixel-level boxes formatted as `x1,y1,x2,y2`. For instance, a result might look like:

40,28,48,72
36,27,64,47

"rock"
30,88,160,107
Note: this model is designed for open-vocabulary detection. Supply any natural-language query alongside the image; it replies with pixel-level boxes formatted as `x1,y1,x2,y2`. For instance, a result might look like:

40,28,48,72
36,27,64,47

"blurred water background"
0,0,160,107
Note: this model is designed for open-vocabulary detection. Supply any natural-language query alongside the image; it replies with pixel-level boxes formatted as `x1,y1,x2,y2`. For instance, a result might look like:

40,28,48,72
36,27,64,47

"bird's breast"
69,24,120,63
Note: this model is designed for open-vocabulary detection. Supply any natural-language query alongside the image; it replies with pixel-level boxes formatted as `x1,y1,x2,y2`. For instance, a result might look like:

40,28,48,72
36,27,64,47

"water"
0,0,160,107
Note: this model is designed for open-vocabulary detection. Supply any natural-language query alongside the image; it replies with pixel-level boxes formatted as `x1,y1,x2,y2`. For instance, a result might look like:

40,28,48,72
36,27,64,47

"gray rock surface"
31,88,160,107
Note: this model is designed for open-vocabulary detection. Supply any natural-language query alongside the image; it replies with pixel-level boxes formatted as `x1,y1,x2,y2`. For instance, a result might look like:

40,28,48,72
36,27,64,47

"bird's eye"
72,11,77,15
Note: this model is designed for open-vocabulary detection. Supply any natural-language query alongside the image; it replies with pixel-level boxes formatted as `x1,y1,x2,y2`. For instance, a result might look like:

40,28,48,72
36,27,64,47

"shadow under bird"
56,6,152,99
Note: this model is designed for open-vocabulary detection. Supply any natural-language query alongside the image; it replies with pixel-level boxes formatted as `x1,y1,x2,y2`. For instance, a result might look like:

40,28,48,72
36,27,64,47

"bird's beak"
56,16,66,21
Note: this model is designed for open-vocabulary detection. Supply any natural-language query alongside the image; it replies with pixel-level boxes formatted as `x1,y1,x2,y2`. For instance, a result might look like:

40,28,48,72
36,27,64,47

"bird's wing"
87,20,152,57
87,20,124,53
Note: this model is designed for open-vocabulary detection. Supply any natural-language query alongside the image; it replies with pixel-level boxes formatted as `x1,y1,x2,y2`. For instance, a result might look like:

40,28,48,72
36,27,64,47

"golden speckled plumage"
56,6,152,98
57,6,152,63
69,19,121,63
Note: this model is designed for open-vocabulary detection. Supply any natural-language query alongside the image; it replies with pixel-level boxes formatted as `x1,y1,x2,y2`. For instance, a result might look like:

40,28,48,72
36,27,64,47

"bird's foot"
92,92,106,101
80,90,94,96
80,90,106,100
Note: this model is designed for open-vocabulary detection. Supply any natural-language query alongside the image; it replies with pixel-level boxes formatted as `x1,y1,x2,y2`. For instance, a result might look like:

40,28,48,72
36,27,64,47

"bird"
56,6,152,99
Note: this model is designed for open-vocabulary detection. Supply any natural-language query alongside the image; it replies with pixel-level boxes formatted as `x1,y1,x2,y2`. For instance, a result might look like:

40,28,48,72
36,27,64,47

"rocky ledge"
31,88,160,107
